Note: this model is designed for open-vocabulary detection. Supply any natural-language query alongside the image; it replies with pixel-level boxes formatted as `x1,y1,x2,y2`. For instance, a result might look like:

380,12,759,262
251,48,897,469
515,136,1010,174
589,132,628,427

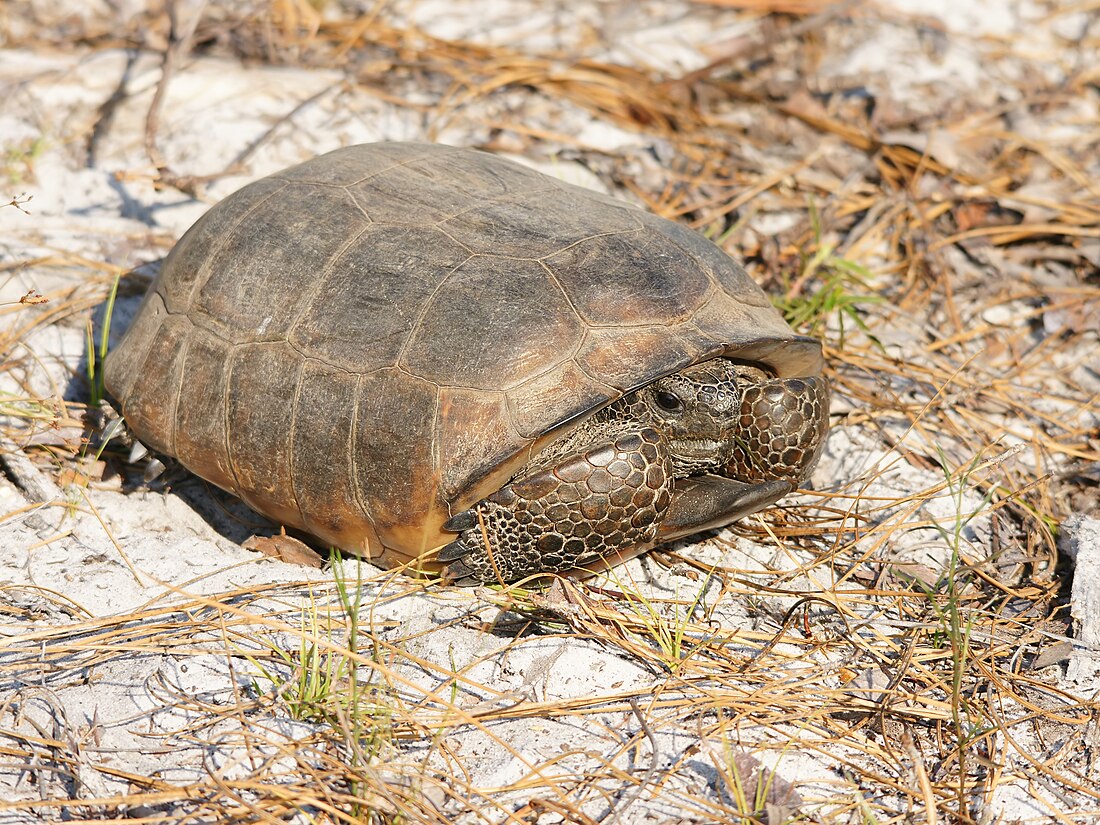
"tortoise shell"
104,142,823,570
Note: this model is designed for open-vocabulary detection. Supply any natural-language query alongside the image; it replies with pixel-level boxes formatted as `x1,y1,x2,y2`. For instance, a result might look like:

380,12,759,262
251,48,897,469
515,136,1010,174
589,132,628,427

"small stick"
601,697,661,825
0,435,64,532
145,0,209,195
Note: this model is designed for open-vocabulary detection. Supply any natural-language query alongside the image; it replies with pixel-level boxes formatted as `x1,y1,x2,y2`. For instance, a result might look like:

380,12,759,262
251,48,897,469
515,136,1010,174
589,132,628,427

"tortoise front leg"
439,429,674,585
656,475,792,541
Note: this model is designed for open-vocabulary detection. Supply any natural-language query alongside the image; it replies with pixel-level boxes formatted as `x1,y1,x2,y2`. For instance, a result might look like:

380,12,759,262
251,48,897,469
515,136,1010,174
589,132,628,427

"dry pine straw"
2,1,1100,822
1,562,1096,821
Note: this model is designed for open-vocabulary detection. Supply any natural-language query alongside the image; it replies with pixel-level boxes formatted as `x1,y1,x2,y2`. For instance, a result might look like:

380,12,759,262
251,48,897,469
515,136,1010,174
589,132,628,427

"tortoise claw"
449,575,482,587
438,542,482,586
436,537,474,563
442,509,478,532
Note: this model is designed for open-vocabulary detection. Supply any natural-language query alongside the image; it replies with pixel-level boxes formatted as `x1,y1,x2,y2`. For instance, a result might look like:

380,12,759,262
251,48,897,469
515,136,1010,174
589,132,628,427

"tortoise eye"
654,390,684,413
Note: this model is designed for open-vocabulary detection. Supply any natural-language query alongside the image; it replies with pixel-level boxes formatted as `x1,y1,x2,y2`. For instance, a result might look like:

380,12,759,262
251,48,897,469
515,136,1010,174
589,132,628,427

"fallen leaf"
954,200,1024,232
243,534,324,568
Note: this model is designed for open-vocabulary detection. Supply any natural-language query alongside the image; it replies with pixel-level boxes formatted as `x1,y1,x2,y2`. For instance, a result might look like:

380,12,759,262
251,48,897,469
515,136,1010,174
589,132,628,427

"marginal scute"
505,359,613,440
575,325,714,392
688,291,766,345
175,329,234,492
103,289,167,403
689,291,824,376
436,386,524,507
225,343,303,526
120,312,191,457
292,362,372,548
353,369,440,553
646,213,771,308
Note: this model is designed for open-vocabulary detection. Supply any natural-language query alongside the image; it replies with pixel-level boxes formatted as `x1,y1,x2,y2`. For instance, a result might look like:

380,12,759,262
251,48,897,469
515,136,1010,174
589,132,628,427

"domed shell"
104,142,823,570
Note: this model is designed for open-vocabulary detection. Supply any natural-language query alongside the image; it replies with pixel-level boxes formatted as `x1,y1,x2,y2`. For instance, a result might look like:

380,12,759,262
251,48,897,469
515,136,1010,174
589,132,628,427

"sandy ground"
1,1,1098,822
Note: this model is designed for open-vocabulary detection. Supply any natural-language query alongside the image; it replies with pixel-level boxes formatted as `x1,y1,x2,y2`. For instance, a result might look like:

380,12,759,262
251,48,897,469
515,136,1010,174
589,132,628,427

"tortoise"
104,142,829,584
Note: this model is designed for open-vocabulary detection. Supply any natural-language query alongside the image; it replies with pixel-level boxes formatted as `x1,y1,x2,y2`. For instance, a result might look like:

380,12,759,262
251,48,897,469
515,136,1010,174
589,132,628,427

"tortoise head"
610,358,827,486
628,359,755,475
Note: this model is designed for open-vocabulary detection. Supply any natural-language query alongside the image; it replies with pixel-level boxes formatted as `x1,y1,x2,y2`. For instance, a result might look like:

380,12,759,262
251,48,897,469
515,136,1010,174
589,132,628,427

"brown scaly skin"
439,358,828,584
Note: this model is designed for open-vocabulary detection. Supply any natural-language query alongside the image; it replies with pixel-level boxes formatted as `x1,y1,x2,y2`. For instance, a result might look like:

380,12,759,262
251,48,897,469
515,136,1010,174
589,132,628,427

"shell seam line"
289,144,467,191
536,224,645,261
285,355,307,532
161,305,559,391
167,331,191,457
348,372,378,539
222,346,246,499
162,308,379,378
283,220,374,334
431,182,560,228
181,180,290,310
424,385,444,546
392,253,476,369
535,259,587,345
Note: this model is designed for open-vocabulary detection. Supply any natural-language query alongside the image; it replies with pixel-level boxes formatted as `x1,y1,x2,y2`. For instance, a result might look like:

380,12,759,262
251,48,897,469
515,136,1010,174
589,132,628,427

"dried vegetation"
1,0,1098,822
